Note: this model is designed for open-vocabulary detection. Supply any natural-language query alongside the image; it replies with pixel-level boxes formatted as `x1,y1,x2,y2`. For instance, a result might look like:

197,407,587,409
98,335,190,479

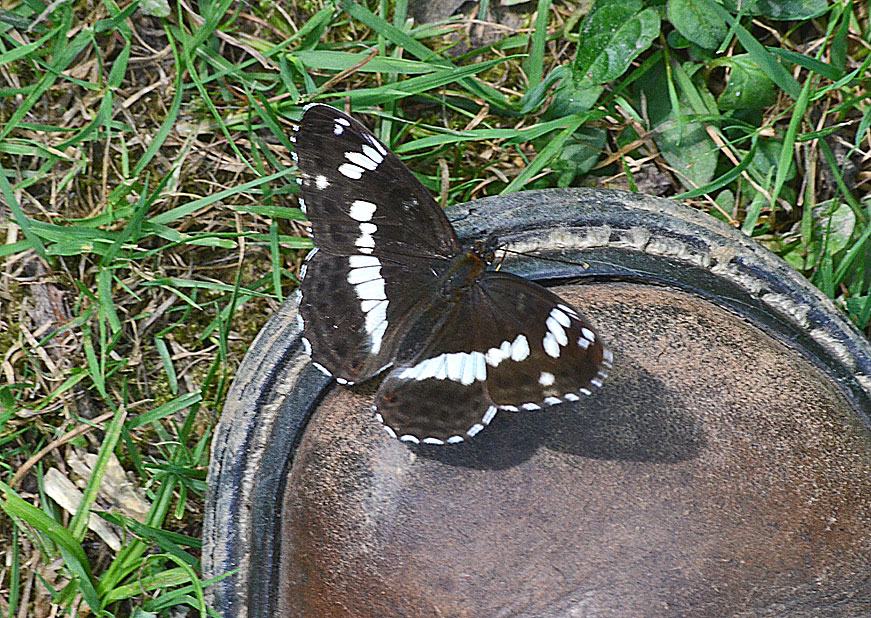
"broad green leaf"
548,126,607,187
635,64,718,190
782,201,857,271
821,202,856,255
667,0,727,50
723,0,829,20
573,0,660,86
548,79,603,117
140,0,170,17
654,117,718,189
750,138,796,183
717,55,776,110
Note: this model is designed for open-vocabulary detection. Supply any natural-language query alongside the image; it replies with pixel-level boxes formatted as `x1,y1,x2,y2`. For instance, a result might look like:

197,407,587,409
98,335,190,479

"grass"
0,0,869,615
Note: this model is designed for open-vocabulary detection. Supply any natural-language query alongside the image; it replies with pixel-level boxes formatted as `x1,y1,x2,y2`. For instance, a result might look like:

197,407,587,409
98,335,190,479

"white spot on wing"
338,163,364,179
564,393,580,401
396,351,486,384
550,307,571,327
510,334,530,361
346,254,389,352
467,423,485,437
557,303,579,319
545,316,568,346
538,371,555,386
364,133,388,156
347,264,381,285
315,175,329,189
312,362,332,377
349,254,379,268
400,434,420,444
581,327,596,343
355,222,377,251
459,354,476,385
369,321,387,353
349,200,377,222
364,300,388,341
482,406,497,425
361,144,384,164
543,332,561,358
446,354,464,382
345,151,379,171
485,345,506,367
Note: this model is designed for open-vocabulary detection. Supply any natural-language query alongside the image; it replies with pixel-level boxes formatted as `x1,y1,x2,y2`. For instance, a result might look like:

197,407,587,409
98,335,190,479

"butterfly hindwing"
475,272,609,409
374,272,610,444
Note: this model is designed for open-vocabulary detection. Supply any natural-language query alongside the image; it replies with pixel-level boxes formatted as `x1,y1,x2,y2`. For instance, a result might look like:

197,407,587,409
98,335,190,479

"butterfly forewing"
292,104,460,259
294,104,461,382
300,250,449,383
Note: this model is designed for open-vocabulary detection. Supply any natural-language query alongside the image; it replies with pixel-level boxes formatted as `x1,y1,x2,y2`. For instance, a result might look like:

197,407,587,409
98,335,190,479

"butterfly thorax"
437,241,495,301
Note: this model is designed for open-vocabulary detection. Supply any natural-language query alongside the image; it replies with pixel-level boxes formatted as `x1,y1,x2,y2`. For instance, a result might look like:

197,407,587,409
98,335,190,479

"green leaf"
125,392,202,429
548,79,603,117
781,201,858,271
140,0,170,17
709,3,801,100
655,117,718,189
768,48,842,81
734,0,829,20
548,126,607,186
524,0,552,85
635,63,718,190
573,0,660,86
717,54,776,110
750,138,796,183
667,0,727,50
820,202,856,256
336,57,515,106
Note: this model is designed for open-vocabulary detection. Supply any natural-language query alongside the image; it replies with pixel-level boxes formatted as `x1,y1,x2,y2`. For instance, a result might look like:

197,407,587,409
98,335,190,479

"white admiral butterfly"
292,104,611,445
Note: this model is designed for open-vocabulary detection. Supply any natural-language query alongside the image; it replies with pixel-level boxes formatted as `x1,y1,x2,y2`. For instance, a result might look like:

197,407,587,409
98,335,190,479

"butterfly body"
292,104,610,444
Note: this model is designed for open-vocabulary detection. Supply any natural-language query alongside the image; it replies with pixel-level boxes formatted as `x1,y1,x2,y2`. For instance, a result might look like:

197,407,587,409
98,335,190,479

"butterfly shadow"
411,363,706,471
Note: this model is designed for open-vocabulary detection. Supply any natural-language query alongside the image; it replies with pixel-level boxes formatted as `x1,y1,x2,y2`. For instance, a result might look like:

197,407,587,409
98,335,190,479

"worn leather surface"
278,282,871,617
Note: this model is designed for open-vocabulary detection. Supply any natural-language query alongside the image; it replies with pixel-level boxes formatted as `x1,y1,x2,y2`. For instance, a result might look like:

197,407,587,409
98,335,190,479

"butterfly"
291,103,611,445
